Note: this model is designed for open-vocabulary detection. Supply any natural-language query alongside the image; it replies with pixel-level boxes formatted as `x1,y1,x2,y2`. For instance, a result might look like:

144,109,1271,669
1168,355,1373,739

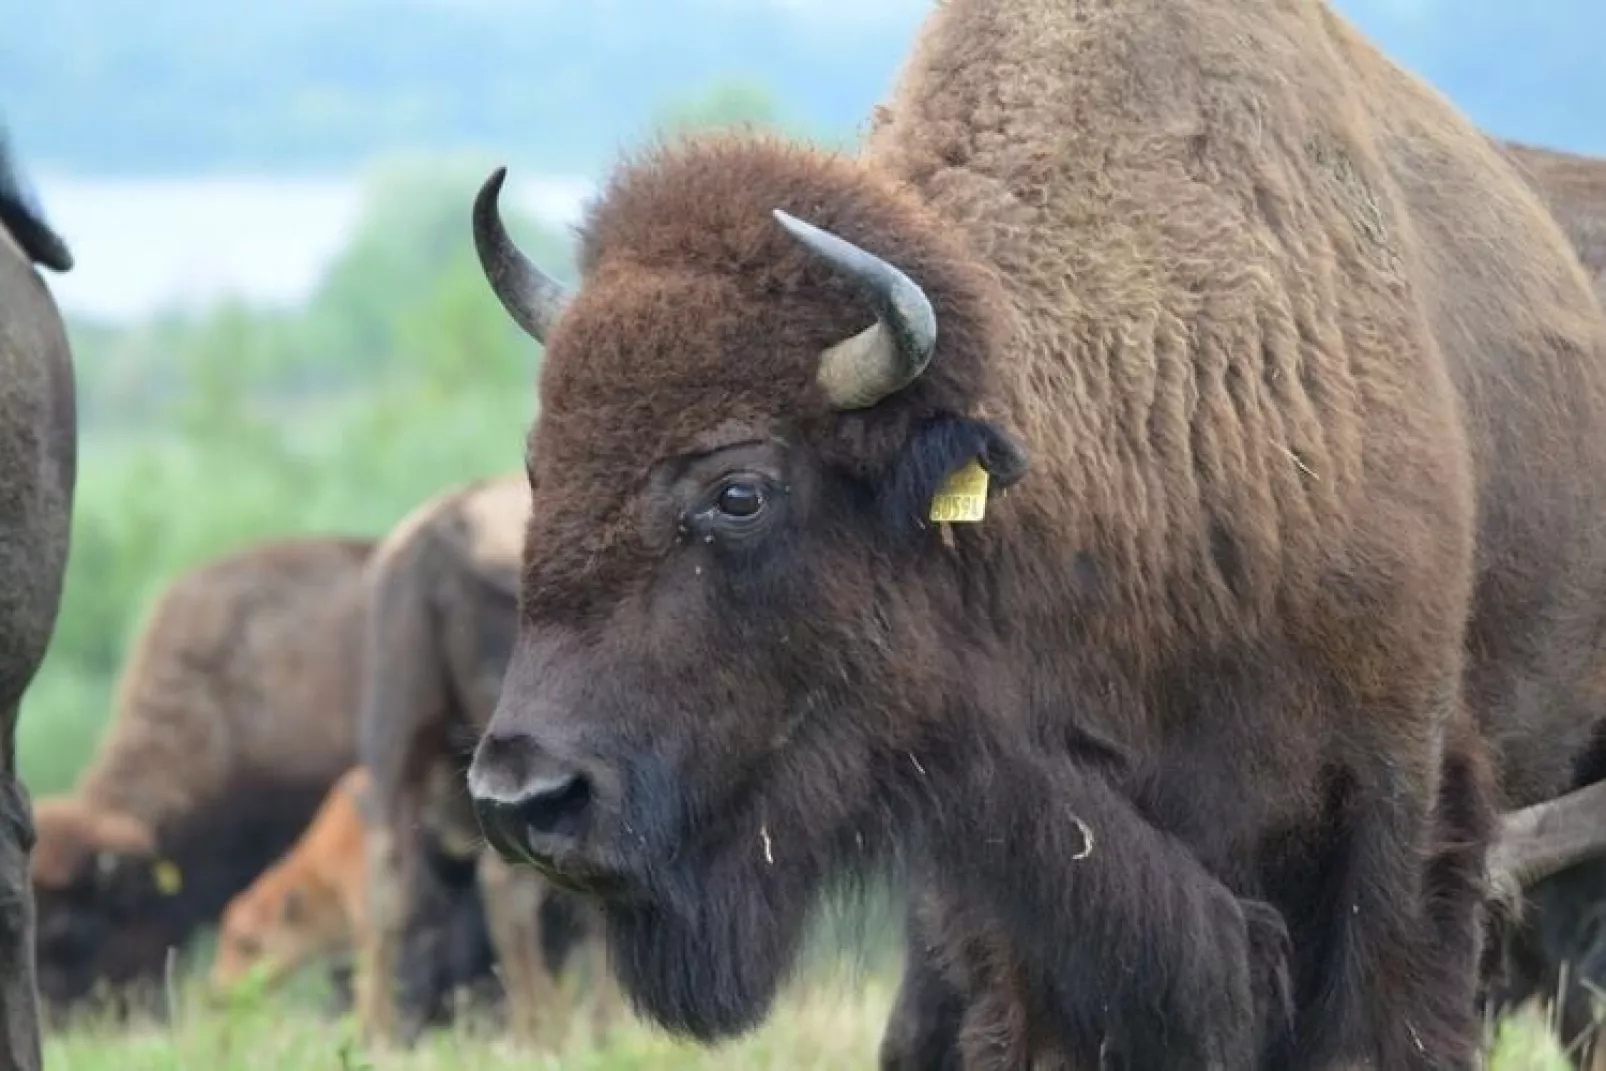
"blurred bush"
17,79,802,799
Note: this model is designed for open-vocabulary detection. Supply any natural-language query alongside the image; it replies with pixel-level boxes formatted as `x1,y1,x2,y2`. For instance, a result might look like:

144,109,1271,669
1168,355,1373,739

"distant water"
28,173,595,322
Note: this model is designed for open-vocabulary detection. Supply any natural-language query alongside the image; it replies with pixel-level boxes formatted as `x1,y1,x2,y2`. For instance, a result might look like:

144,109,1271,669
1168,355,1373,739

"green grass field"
44,965,895,1071
36,959,1586,1071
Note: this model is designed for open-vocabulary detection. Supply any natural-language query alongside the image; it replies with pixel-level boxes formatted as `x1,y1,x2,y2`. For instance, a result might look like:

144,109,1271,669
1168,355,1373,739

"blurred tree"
652,77,786,135
301,160,574,384
17,161,562,792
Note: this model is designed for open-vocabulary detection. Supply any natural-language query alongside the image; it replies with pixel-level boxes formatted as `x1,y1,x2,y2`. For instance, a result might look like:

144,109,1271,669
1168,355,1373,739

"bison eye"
716,481,766,519
683,472,783,544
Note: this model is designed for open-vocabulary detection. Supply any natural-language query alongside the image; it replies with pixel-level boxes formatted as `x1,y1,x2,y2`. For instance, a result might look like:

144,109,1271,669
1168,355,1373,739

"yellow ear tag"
152,858,183,896
929,459,990,524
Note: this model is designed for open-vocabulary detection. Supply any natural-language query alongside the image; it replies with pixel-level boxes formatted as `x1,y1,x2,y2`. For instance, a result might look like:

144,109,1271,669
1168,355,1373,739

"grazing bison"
0,129,78,1071
355,474,611,1048
210,768,376,995
463,0,1606,1067
210,765,510,1031
30,537,372,1016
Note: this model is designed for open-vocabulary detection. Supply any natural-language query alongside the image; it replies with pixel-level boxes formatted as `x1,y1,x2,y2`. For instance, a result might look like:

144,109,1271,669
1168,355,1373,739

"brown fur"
1503,140,1606,286
465,0,1606,1068
30,536,374,1014
0,130,77,1071
354,475,611,1049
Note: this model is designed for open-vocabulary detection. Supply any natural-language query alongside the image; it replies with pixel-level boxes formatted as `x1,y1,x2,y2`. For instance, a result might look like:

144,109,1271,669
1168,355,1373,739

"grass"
43,964,900,1071
35,953,1589,1071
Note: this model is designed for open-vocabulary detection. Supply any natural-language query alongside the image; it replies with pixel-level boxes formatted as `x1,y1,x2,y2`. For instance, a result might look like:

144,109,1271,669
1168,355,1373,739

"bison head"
30,797,183,1008
209,861,343,995
465,136,1029,1040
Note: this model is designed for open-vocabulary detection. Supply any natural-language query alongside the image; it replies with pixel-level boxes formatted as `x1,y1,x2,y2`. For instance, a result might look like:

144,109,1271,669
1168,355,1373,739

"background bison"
210,765,510,1033
1482,140,1606,1069
29,536,372,1017
464,0,1606,1067
1504,140,1606,285
0,127,78,1071
354,473,612,1048
210,767,376,996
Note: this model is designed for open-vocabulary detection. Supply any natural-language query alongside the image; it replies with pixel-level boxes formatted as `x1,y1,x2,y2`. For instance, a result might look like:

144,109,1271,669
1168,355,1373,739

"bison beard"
481,472,1301,1065
595,823,824,1039
551,694,1300,1064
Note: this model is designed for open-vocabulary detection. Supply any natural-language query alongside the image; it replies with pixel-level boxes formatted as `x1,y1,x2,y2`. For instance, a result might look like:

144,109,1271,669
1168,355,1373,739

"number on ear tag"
929,459,990,524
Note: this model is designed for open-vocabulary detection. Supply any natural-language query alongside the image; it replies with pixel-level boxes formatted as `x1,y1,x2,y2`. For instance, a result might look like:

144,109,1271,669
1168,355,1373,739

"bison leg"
1289,717,1493,1070
930,740,1292,1069
878,890,964,1071
476,850,563,1048
0,765,41,1071
355,822,406,1045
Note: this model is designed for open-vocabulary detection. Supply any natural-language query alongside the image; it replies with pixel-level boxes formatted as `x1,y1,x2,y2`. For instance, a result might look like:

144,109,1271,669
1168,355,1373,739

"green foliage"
43,966,903,1070
299,160,575,385
651,78,787,137
15,80,815,796
16,160,565,795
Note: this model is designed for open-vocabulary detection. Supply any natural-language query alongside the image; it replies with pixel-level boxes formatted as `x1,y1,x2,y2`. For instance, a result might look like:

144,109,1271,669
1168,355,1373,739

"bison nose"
467,730,595,861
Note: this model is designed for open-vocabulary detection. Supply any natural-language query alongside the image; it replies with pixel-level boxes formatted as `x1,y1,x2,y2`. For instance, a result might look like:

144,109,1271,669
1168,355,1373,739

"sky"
26,0,1600,321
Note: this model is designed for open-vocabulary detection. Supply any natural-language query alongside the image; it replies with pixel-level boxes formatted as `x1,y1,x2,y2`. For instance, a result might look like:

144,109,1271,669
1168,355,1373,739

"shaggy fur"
466,1,1606,1068
353,474,610,1048
30,537,373,1015
0,129,77,1071
1503,140,1606,286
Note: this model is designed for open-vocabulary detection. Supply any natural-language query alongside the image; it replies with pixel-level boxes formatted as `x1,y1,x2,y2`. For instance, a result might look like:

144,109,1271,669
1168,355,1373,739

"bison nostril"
515,772,593,843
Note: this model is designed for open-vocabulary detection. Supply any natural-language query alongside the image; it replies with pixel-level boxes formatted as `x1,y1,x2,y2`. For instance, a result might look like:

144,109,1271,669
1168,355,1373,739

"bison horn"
772,209,937,410
473,166,573,344
1487,779,1606,889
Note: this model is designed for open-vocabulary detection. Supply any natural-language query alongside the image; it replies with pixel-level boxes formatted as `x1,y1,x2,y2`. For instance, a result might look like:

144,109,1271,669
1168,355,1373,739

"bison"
30,536,373,1017
354,474,614,1048
210,767,377,996
209,765,519,1033
461,0,1606,1067
1504,140,1606,286
0,128,78,1071
1478,139,1606,1067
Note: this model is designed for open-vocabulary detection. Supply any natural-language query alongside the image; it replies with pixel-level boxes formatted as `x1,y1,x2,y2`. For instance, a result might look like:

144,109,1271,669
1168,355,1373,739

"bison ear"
877,416,1030,533
93,849,173,914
